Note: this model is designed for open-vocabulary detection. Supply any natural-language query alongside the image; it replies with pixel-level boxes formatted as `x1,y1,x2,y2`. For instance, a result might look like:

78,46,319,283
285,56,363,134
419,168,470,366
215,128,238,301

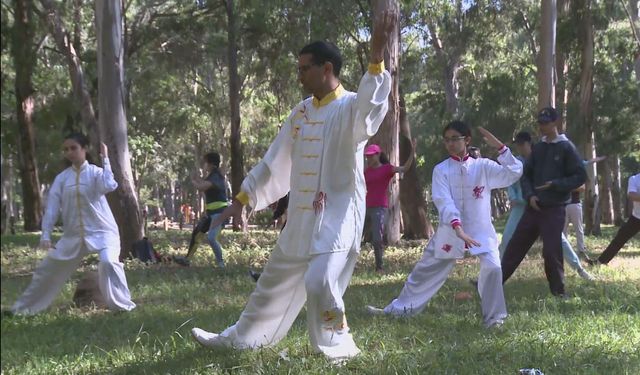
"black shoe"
552,292,570,300
248,269,261,282
172,255,191,267
586,257,600,266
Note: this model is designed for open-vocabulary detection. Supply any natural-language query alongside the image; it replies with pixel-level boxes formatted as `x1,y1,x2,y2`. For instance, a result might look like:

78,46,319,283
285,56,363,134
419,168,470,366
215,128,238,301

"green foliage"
0,0,638,218
1,226,639,374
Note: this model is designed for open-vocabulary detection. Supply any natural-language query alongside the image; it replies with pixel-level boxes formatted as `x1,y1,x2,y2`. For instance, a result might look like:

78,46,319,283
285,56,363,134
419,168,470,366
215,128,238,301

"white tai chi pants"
212,245,360,359
383,244,507,327
564,202,586,253
11,244,136,315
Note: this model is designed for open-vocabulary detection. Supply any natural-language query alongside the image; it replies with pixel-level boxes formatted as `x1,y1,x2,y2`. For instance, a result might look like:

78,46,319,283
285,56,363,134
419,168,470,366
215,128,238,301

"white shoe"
578,269,595,281
365,305,385,315
191,327,223,347
486,319,504,329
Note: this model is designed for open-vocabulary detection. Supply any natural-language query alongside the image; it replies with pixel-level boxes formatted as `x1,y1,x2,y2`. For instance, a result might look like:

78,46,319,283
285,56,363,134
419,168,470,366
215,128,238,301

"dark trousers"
502,205,566,295
598,215,640,264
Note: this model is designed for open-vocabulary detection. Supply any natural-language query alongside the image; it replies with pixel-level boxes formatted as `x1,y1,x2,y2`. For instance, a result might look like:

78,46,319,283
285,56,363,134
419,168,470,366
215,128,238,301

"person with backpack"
190,152,228,268
10,133,136,315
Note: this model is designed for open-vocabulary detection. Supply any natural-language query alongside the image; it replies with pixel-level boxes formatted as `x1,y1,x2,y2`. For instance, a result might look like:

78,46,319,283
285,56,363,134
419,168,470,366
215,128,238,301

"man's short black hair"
537,107,559,124
299,41,343,78
513,131,532,144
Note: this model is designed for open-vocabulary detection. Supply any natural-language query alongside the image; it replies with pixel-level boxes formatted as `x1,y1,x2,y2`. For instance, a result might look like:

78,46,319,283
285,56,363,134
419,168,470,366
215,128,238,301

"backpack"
132,237,159,263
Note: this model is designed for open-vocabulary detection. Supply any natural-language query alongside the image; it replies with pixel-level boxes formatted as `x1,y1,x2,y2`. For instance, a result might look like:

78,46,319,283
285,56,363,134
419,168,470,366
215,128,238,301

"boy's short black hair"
513,131,532,144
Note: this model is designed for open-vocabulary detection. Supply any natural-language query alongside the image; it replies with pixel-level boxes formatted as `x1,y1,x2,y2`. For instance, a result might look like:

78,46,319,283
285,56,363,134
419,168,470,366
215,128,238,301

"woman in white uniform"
366,121,522,328
11,133,136,315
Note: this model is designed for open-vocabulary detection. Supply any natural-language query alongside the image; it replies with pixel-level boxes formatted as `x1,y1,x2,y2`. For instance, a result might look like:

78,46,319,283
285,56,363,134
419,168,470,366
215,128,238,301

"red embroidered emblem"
442,244,452,252
313,191,327,214
473,185,485,199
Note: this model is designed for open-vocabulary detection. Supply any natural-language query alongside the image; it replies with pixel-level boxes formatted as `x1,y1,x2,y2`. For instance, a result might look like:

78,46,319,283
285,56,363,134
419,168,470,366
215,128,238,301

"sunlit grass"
1,223,639,374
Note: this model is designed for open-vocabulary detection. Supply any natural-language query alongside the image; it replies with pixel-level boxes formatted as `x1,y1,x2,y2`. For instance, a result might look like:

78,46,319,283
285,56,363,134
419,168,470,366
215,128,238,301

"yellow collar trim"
312,84,344,108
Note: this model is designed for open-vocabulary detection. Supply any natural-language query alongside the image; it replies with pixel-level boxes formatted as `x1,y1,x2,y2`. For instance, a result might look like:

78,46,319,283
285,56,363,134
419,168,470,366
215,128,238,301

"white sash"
432,225,466,259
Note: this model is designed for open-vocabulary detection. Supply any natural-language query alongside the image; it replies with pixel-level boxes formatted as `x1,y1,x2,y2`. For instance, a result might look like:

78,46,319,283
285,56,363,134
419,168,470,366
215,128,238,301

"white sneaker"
486,319,504,329
365,305,385,315
191,327,223,347
578,269,595,281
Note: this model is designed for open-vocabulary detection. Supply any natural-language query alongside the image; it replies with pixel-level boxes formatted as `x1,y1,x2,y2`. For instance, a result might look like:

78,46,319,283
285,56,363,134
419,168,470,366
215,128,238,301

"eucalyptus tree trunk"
12,0,42,231
574,0,600,235
40,0,100,152
370,0,401,244
628,0,640,93
599,160,613,224
223,0,246,231
555,0,570,133
611,156,623,226
96,0,144,257
399,93,433,239
538,0,557,110
425,20,460,116
1,155,15,234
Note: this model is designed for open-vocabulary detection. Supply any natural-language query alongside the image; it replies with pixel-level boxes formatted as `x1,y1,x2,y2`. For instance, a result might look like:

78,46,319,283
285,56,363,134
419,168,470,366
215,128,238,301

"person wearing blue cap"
501,107,587,297
499,131,594,281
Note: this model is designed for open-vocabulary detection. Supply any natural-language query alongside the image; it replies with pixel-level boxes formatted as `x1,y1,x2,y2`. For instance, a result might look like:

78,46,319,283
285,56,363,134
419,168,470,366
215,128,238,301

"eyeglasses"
297,63,319,74
442,136,466,144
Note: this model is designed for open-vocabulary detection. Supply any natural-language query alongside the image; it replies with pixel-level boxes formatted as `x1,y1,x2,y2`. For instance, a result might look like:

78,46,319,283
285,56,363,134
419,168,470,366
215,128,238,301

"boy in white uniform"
190,10,395,361
366,121,522,328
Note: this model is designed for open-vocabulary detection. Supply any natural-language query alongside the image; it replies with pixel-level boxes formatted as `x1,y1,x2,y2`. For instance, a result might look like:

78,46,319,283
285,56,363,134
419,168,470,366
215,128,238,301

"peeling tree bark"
370,0,401,244
223,0,246,231
12,0,42,232
95,0,144,258
40,0,100,152
398,92,433,239
538,0,557,110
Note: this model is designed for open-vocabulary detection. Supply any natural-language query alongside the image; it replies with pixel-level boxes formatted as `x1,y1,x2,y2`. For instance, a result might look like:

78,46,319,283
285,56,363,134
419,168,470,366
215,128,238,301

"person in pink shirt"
364,141,415,272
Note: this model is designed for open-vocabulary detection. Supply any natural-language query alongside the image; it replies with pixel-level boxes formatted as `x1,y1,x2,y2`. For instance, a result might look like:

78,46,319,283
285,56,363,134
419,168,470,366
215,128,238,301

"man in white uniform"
191,10,395,360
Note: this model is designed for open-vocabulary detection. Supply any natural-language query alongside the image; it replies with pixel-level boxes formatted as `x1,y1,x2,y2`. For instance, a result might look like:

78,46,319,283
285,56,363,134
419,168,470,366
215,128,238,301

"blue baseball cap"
537,107,559,124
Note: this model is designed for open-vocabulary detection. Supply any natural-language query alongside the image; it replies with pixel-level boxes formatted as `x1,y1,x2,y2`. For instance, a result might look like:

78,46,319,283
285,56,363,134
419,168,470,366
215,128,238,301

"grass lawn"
1,223,639,374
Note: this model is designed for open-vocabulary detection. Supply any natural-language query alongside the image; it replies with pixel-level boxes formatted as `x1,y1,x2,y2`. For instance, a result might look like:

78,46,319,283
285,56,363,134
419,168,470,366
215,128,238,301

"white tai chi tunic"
197,63,391,360
11,159,136,315
381,147,522,327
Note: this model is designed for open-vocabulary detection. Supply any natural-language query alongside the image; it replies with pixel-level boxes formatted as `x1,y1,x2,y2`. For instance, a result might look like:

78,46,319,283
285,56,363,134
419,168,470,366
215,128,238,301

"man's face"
297,53,325,94
537,119,557,137
515,142,531,157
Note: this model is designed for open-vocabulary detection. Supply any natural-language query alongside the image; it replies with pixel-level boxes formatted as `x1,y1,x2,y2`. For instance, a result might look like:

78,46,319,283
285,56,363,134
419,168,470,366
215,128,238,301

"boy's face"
443,129,470,156
515,141,531,157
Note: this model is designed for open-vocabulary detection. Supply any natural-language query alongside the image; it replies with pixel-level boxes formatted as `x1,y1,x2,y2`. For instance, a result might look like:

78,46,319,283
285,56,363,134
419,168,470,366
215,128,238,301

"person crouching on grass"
366,121,522,328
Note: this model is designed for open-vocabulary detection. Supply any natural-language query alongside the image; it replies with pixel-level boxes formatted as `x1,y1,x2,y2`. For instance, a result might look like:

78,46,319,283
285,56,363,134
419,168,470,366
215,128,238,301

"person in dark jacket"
190,152,228,268
501,107,587,297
